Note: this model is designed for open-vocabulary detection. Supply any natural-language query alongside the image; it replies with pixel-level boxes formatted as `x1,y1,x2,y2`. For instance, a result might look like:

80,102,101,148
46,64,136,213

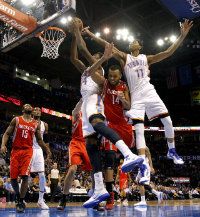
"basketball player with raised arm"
82,20,193,180
57,99,92,210
69,18,143,208
1,104,51,213
30,107,50,209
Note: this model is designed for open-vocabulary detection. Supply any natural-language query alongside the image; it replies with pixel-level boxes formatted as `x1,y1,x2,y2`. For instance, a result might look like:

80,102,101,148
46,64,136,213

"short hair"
130,39,143,47
108,65,122,73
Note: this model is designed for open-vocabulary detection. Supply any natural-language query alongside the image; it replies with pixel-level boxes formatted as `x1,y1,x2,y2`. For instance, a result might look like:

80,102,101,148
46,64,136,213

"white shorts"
82,94,105,137
126,89,168,121
30,148,45,172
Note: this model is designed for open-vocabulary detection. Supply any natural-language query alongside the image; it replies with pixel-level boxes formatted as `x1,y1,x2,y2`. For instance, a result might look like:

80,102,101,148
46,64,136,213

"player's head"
93,52,103,60
108,65,122,86
32,107,41,119
129,39,142,52
22,104,33,115
120,159,124,165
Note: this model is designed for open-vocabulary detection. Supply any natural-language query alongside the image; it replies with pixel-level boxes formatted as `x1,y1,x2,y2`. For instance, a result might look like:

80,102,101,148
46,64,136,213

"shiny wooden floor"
0,200,199,217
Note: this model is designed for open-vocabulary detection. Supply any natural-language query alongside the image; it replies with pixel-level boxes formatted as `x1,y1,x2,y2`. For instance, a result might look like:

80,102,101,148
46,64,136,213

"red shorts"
119,178,128,190
103,122,135,152
69,139,92,171
10,149,33,179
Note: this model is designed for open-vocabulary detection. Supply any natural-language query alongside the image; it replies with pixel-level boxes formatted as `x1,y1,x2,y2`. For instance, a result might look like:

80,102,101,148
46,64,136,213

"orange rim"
36,26,66,38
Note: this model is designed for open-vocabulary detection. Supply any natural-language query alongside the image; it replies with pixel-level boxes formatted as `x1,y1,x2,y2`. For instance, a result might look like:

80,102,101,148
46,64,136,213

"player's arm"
147,20,193,66
88,43,114,85
1,118,16,154
117,86,131,110
70,35,87,73
72,98,83,120
35,124,51,158
82,27,127,67
72,19,96,65
43,122,51,152
145,146,155,174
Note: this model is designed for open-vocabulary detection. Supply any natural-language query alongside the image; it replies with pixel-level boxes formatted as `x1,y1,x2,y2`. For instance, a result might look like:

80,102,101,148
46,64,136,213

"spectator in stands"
4,177,15,203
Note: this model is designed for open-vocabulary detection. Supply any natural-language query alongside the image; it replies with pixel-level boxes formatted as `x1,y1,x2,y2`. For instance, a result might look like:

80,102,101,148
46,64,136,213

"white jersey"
80,68,103,100
33,121,45,149
124,54,154,94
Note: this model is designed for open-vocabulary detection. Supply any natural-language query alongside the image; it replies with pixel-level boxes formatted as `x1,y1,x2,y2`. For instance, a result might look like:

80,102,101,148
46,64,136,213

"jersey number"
136,69,144,78
112,95,119,104
22,130,28,138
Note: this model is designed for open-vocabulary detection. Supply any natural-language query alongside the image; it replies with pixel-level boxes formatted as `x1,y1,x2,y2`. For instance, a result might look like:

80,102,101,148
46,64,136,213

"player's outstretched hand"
180,19,193,37
81,26,90,35
103,43,114,60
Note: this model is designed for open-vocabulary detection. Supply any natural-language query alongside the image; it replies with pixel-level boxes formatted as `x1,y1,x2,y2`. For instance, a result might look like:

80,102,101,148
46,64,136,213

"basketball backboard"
0,0,76,52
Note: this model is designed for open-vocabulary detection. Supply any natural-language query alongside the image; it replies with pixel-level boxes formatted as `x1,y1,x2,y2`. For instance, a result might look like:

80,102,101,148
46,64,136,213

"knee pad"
134,123,146,150
105,151,116,168
160,116,174,138
89,114,105,125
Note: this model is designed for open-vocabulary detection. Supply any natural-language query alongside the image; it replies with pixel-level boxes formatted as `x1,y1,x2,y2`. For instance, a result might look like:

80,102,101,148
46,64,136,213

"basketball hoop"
37,27,66,59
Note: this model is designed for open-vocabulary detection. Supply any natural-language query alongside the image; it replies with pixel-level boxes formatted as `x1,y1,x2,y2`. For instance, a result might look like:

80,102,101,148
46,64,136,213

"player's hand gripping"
117,91,126,102
103,43,114,60
1,145,7,154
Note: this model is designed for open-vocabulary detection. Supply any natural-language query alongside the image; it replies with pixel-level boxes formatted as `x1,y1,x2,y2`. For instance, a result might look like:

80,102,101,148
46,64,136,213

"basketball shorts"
103,122,135,152
126,88,168,121
81,94,105,137
119,178,128,190
10,149,33,179
69,139,92,171
30,148,45,172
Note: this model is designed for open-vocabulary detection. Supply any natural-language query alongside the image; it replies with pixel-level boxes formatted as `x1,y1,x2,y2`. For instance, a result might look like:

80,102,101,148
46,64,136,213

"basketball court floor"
0,200,199,217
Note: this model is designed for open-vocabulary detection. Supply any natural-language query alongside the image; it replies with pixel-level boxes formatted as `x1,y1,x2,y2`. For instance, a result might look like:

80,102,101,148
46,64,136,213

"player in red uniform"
57,99,92,210
1,104,51,213
95,64,134,210
116,159,131,206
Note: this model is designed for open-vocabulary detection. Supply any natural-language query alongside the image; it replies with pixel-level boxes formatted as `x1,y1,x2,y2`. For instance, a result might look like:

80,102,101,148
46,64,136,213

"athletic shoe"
167,148,184,164
38,200,49,210
105,192,114,210
121,154,144,173
138,163,150,184
57,198,66,211
157,192,163,203
16,201,26,213
134,201,147,207
83,188,109,208
122,199,128,207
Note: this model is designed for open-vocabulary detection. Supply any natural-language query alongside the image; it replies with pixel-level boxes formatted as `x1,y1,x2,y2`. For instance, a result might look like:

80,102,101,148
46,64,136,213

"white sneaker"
122,154,144,173
122,199,128,207
37,200,49,210
157,192,163,203
167,148,184,164
134,201,147,207
138,163,150,184
83,188,109,208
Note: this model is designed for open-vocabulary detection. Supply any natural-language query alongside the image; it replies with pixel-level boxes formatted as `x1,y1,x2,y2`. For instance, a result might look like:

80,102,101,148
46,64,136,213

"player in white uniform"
31,107,50,209
82,20,193,180
70,18,144,208
134,147,163,207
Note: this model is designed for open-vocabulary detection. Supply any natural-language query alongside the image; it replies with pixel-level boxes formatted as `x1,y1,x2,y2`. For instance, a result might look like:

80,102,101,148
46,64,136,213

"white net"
39,27,66,59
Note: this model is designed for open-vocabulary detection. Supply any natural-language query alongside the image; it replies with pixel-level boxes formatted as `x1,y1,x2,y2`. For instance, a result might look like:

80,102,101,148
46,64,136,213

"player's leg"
147,92,184,164
134,185,147,207
104,150,115,210
83,134,109,208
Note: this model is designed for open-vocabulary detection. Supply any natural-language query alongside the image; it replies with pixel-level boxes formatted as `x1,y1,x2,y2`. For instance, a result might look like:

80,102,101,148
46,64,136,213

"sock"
141,195,145,202
152,189,159,197
115,140,134,158
94,172,104,191
105,182,113,193
139,154,145,160
38,172,46,201
167,141,175,150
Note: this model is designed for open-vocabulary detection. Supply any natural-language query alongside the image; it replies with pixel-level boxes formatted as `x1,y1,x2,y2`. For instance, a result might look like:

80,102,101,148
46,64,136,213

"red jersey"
12,116,38,150
71,112,85,142
118,165,128,180
102,79,128,125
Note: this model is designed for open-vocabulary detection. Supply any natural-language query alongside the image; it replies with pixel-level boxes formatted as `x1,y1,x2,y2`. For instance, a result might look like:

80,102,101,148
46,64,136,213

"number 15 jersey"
124,54,154,96
12,116,38,150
